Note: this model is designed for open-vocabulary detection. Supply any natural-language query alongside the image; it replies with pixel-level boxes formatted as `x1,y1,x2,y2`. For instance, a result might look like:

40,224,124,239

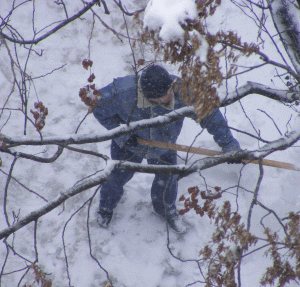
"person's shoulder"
99,75,136,95
115,74,136,87
107,74,136,95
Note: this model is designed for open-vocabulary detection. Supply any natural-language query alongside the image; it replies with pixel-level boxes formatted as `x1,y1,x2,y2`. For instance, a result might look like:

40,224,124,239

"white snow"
143,0,198,43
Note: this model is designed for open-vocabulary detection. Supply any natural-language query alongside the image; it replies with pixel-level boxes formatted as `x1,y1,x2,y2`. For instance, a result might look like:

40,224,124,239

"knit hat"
140,65,173,99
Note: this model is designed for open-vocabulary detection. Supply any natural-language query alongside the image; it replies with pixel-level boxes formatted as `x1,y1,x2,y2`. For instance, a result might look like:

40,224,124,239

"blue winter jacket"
93,75,240,159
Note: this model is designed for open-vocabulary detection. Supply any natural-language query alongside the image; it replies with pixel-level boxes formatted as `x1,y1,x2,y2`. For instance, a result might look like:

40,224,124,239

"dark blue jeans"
99,140,178,216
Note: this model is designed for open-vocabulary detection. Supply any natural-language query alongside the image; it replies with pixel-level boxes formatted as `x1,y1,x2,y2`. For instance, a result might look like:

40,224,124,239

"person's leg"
148,151,186,233
147,150,178,216
99,140,143,211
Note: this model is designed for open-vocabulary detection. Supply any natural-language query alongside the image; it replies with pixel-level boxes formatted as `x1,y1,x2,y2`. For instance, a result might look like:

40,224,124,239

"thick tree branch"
220,81,300,106
0,161,117,239
2,87,299,149
1,107,195,147
1,124,300,239
268,0,300,75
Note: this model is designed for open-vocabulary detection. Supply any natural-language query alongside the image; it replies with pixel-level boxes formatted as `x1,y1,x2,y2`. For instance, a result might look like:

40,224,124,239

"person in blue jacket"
93,65,241,233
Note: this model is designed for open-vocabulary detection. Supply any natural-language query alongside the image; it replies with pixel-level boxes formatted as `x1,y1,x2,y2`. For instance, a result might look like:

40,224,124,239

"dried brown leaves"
179,186,258,286
179,186,221,217
138,0,260,122
79,85,102,113
28,263,52,287
199,200,257,287
260,212,300,286
180,184,300,286
79,59,102,113
197,0,222,18
82,59,93,70
30,102,48,131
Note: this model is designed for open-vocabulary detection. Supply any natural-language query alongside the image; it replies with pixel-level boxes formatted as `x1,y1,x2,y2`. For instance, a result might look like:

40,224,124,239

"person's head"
140,65,174,104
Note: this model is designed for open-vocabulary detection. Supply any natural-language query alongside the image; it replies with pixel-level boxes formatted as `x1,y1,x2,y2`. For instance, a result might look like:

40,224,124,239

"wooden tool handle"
137,138,299,172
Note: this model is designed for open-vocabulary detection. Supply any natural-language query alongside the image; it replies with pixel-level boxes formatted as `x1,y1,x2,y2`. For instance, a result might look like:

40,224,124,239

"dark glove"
222,145,242,164
125,134,139,147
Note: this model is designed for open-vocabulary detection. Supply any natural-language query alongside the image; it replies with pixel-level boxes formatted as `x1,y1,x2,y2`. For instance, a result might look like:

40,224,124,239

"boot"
154,208,187,233
165,209,186,233
97,209,113,228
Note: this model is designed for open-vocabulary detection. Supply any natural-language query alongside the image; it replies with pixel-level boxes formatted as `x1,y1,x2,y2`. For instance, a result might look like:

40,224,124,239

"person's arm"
93,82,124,130
200,108,241,153
93,80,132,148
172,77,241,161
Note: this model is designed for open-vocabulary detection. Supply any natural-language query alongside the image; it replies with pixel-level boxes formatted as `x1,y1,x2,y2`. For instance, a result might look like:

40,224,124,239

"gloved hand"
125,134,139,147
222,145,242,164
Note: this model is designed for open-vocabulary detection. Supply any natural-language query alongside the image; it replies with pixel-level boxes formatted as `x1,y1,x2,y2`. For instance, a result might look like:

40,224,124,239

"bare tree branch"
1,146,64,163
112,0,145,16
220,39,300,81
0,161,117,240
0,169,48,202
4,157,18,227
86,188,113,285
0,0,100,45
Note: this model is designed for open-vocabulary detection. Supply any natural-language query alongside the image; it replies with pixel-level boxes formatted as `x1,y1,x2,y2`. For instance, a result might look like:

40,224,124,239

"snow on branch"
253,114,300,159
1,81,300,150
2,120,300,239
0,160,118,240
220,81,300,106
269,0,300,75
1,107,195,147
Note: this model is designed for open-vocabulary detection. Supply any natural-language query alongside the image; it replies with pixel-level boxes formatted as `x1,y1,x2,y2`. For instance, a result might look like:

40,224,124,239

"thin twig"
2,145,64,163
247,159,264,231
0,169,48,202
112,0,145,16
238,159,264,287
0,0,100,44
122,13,138,125
30,64,67,80
86,187,114,285
62,195,94,287
0,240,9,287
257,108,282,135
61,145,109,161
4,156,18,227
75,112,89,134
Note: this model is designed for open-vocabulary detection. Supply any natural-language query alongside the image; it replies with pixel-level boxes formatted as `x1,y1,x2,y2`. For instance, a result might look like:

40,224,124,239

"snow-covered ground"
1,1,300,286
